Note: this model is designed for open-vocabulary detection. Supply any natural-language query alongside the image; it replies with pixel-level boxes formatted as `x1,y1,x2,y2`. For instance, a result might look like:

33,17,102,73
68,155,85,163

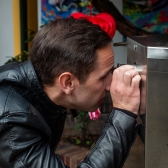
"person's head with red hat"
30,15,140,116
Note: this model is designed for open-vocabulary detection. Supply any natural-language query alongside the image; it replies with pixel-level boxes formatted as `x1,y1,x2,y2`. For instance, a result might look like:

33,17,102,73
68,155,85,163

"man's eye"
111,67,116,74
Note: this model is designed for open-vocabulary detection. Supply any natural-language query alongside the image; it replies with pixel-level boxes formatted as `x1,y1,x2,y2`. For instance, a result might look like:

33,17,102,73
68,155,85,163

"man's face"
72,43,114,111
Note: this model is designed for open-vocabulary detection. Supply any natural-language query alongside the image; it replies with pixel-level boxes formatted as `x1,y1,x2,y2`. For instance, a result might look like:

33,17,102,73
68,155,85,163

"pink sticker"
88,108,101,120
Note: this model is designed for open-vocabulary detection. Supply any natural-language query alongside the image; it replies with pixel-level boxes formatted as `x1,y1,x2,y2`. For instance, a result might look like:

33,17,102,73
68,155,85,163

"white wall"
37,0,41,30
112,0,127,66
0,0,14,66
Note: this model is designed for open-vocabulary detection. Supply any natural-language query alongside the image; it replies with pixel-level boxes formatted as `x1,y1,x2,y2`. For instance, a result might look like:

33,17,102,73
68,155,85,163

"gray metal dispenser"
127,34,168,168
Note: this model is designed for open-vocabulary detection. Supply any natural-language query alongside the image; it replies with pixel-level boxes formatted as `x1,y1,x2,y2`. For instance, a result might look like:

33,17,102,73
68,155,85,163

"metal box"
127,34,168,168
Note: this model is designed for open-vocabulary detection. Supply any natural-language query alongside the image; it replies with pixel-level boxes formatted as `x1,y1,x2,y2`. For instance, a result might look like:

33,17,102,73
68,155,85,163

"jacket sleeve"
0,111,69,168
0,109,138,168
78,109,138,168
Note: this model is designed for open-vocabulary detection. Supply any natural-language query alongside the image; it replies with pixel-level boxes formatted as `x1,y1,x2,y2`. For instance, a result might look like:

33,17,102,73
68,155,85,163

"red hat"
70,12,116,39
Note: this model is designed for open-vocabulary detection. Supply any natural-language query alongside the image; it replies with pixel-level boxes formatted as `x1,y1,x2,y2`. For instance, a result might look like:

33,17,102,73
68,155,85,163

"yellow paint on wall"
12,0,21,56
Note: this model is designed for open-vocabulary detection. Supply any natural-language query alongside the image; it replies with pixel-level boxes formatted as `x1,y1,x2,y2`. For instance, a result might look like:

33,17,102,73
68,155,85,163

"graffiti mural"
123,0,168,34
41,0,99,25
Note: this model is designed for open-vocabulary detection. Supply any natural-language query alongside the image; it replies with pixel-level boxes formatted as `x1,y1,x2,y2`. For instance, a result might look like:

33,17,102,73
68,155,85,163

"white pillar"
0,0,15,65
112,0,127,66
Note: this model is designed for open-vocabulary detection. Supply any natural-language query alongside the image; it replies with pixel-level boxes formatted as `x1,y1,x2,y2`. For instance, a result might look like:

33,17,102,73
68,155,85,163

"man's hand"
110,65,141,115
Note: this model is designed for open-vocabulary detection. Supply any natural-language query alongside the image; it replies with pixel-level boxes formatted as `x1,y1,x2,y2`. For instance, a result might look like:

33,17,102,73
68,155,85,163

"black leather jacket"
0,61,138,168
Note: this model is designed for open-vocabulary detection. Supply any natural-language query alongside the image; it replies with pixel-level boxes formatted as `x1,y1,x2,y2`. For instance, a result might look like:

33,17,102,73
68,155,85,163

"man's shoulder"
0,85,51,136
0,62,20,73
0,85,35,116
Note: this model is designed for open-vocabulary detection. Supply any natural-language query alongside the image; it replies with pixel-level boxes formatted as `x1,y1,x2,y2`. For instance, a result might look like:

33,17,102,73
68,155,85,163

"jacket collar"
18,60,67,114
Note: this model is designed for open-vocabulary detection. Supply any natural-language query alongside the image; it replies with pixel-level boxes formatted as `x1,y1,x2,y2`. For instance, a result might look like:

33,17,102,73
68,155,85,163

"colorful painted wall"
123,0,168,34
40,0,98,26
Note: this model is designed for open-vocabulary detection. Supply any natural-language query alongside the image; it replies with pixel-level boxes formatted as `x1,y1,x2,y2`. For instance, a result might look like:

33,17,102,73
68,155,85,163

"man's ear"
58,72,75,95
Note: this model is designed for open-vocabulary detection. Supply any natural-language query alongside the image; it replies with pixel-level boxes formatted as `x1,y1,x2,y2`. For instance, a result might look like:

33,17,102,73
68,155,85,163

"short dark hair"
29,17,111,85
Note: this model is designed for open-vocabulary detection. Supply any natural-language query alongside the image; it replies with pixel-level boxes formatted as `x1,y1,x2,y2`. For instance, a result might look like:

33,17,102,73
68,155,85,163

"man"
0,17,141,168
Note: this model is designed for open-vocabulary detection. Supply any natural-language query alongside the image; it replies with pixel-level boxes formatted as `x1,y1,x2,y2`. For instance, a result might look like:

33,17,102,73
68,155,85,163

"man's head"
29,17,111,85
29,17,114,111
